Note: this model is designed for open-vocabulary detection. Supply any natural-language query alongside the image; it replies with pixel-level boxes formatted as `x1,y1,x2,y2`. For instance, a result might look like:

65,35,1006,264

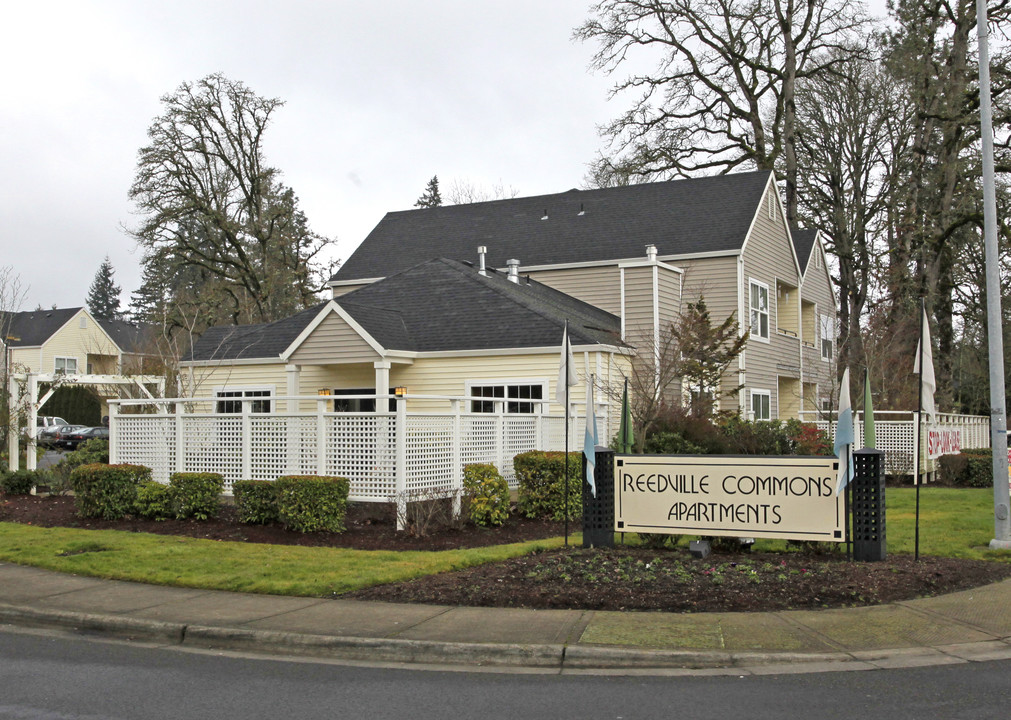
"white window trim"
465,378,549,414
749,279,771,343
213,385,275,413
54,356,78,374
750,389,772,421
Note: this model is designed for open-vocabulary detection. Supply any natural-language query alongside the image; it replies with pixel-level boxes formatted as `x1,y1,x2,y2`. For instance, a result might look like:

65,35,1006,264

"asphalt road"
1,627,1009,720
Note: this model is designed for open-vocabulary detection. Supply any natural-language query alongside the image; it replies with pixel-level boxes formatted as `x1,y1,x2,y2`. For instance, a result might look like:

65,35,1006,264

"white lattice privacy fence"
110,395,607,500
815,412,990,476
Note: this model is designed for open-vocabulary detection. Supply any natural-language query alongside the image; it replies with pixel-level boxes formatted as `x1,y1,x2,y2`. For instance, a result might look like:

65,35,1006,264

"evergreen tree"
86,256,121,320
414,175,442,208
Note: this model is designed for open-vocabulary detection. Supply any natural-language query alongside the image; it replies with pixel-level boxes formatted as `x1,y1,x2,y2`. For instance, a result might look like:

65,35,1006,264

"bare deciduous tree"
575,0,869,224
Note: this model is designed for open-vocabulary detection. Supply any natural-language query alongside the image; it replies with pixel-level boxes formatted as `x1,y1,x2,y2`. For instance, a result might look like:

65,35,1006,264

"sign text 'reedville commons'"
615,455,844,542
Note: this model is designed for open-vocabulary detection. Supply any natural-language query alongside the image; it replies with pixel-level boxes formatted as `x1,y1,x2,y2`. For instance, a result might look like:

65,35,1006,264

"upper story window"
751,389,771,421
215,388,272,413
820,314,834,361
470,383,544,414
749,280,770,341
54,357,78,375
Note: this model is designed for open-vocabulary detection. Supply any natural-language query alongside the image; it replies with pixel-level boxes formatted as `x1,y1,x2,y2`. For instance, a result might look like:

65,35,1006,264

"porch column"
285,364,301,412
374,360,391,402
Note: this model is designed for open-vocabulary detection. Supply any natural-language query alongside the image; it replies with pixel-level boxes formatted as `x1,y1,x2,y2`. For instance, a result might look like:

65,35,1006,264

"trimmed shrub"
939,449,995,488
275,475,350,533
463,463,510,527
642,431,705,455
233,480,280,524
135,480,174,520
169,472,225,520
71,464,151,519
515,451,581,521
1,469,44,495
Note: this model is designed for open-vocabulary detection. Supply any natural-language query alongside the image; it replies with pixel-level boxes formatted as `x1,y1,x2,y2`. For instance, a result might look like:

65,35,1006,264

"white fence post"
174,401,184,475
452,398,462,518
108,400,120,465
316,398,327,476
395,395,407,530
241,399,252,481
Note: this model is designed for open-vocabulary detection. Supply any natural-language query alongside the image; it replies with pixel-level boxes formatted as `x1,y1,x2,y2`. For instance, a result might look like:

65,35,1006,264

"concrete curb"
0,603,185,644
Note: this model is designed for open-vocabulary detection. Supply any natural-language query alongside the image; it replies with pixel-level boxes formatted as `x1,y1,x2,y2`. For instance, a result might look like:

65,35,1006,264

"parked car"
52,425,88,450
35,417,69,446
62,426,109,450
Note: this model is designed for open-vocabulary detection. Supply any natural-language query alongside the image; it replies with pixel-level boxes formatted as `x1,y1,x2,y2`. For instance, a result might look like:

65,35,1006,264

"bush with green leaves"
938,449,996,488
233,480,280,524
463,463,510,527
134,480,174,520
275,475,350,533
1,469,45,495
514,451,582,521
169,472,225,520
70,464,151,519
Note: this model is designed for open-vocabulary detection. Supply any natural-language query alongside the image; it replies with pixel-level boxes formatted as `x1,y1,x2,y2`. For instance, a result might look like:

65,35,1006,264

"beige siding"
525,266,621,315
622,266,655,344
657,266,682,328
679,256,740,324
331,283,371,298
13,310,121,375
800,240,837,415
741,182,802,419
289,311,381,364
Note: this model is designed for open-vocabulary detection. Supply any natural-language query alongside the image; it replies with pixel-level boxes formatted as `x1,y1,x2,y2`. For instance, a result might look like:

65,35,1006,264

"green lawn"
0,487,1007,597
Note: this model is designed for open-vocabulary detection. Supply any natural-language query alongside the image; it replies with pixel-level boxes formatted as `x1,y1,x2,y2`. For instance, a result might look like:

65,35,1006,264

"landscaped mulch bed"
2,493,1008,612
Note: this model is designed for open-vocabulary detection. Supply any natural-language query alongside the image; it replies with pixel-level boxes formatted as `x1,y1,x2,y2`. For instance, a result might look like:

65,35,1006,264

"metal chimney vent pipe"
646,244,658,261
507,259,520,283
478,246,488,276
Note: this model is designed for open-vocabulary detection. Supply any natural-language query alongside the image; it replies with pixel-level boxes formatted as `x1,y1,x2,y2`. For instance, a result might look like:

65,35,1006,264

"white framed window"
749,279,770,341
54,357,78,375
819,314,834,361
330,388,396,413
750,389,771,421
215,387,273,413
467,381,546,414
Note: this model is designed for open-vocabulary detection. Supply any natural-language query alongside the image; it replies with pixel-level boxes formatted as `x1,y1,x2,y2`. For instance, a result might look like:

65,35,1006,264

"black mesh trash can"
852,449,886,562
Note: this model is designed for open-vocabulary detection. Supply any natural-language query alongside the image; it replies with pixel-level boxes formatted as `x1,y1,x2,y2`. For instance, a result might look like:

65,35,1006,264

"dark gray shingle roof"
333,171,772,282
185,259,623,361
1,308,82,346
97,318,156,354
792,228,819,275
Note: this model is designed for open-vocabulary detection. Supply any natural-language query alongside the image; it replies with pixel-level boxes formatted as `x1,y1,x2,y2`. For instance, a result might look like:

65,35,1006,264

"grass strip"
0,523,566,597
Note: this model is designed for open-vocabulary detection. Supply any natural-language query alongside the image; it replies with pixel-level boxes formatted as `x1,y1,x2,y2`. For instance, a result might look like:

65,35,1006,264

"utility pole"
976,0,1011,549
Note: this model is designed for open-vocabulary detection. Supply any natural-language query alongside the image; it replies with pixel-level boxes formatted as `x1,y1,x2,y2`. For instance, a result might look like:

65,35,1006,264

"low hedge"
514,451,581,521
938,449,1000,488
169,472,225,520
1,469,46,495
463,463,510,527
275,475,350,533
135,480,174,520
71,463,151,519
233,480,281,524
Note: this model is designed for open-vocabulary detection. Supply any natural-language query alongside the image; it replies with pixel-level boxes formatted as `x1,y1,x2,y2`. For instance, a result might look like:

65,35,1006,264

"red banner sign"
926,426,962,460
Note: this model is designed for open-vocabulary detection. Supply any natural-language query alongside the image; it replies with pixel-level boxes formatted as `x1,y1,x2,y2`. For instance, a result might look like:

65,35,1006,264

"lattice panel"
461,415,499,475
249,415,317,481
326,414,396,501
502,416,538,485
115,416,175,484
182,417,243,490
405,415,455,494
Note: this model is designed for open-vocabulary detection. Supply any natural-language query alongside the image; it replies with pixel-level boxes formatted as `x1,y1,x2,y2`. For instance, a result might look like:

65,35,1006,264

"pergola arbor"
6,372,165,471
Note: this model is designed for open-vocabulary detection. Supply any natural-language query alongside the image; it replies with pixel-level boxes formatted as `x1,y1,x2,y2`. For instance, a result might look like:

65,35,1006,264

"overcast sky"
2,0,888,313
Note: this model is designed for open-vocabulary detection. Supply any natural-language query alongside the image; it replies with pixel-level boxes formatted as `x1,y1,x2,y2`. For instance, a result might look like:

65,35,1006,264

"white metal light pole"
977,0,1011,549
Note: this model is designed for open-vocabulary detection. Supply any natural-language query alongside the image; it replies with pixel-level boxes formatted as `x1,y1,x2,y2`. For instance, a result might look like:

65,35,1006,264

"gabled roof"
792,228,819,275
187,303,326,362
333,171,774,283
97,318,156,354
186,258,624,362
1,307,82,347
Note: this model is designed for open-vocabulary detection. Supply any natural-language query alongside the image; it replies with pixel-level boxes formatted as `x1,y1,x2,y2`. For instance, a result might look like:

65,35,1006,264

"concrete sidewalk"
1,562,1010,674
